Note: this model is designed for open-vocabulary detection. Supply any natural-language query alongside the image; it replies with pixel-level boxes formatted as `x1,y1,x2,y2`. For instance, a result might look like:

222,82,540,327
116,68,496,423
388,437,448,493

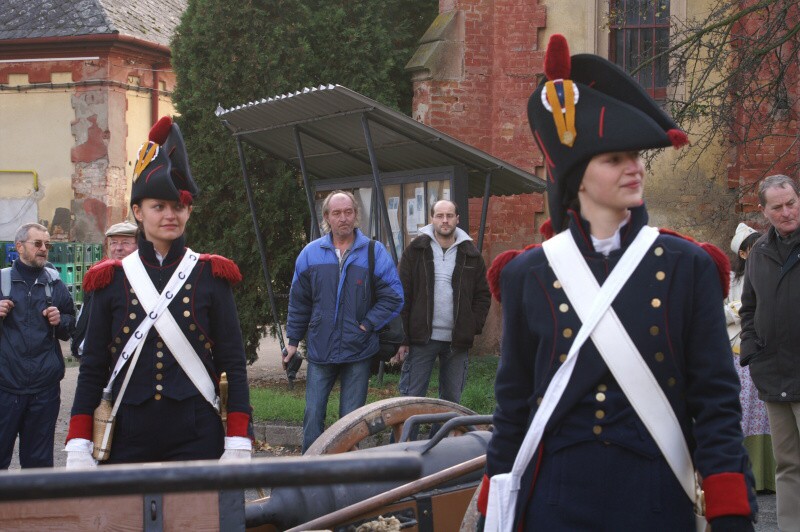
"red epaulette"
658,228,731,298
199,254,243,286
487,242,542,303
83,259,122,292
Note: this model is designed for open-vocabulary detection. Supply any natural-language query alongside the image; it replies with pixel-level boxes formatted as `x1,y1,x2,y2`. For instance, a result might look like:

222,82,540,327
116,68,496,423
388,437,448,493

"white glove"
65,438,98,469
219,436,252,462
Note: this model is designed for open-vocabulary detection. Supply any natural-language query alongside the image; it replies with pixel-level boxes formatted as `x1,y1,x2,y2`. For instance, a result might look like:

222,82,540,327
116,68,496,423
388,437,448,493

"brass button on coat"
184,284,192,291
131,299,139,305
597,384,607,392
654,247,664,256
655,352,665,362
651,298,661,308
650,326,659,336
559,354,567,363
154,393,162,400
553,280,562,289
595,410,605,419
156,351,164,358
593,425,602,435
156,384,163,391
123,326,130,334
563,328,573,338
157,342,164,348
559,303,569,313
189,324,197,331
156,374,163,381
656,271,666,281
156,362,163,369
596,392,606,402
129,313,136,320
668,377,676,387
183,311,190,318
183,297,190,304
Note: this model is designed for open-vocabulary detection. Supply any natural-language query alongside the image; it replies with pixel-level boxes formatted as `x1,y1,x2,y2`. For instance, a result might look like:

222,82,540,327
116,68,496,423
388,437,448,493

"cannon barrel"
245,430,490,529
0,453,422,501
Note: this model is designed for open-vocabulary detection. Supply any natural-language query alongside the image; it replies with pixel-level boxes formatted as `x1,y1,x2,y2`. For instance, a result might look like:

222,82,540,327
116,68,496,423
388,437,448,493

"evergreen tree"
171,0,437,361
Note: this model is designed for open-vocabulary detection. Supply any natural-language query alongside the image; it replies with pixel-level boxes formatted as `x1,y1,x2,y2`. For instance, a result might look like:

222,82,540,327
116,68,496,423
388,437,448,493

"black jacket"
0,260,75,393
398,229,491,349
740,226,800,401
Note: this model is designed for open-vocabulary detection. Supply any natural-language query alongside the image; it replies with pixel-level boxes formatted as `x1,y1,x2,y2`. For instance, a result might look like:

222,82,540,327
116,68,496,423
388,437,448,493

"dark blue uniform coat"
485,207,756,530
68,236,250,460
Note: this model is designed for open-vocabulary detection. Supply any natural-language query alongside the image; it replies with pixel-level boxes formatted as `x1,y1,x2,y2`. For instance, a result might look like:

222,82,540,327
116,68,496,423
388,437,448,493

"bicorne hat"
131,116,199,207
528,34,689,233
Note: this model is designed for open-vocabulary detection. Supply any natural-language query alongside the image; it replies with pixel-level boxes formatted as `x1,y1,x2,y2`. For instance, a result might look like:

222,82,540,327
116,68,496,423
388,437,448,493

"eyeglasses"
108,240,137,248
22,240,52,250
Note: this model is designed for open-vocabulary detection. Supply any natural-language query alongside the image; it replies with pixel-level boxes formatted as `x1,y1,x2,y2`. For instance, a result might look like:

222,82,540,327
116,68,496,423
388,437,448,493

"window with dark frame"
609,0,670,100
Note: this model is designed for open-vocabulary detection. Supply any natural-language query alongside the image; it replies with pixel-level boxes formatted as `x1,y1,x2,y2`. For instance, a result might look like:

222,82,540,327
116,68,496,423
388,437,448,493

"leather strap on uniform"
545,228,705,530
123,250,220,413
105,249,199,392
484,226,658,532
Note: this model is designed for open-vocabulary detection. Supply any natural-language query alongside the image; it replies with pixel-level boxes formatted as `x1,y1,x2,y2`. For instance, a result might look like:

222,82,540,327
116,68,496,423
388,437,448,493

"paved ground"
6,336,779,529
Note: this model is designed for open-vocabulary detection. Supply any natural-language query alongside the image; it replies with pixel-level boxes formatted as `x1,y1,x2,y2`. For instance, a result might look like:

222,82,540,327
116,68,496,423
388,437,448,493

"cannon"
0,397,490,531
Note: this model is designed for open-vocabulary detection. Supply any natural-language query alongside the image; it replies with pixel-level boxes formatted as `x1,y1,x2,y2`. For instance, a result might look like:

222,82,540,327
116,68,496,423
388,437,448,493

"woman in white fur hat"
725,222,775,492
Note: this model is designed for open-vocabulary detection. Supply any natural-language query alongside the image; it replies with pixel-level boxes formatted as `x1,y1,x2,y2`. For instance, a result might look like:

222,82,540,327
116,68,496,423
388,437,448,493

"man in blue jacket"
0,223,76,468
284,191,403,452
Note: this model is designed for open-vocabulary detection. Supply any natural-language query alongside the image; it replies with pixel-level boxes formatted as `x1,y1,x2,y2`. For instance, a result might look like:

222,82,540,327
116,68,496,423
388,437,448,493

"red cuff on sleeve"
477,473,490,515
66,414,93,443
226,411,250,438
703,472,752,520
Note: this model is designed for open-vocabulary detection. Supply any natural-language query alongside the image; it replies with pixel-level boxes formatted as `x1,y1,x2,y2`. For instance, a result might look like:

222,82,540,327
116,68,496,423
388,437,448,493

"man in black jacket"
392,200,490,403
0,223,75,469
740,174,800,530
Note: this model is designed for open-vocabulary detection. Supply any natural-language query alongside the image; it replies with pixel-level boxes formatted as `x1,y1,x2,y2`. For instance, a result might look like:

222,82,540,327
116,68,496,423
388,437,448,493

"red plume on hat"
528,34,689,233
131,116,199,207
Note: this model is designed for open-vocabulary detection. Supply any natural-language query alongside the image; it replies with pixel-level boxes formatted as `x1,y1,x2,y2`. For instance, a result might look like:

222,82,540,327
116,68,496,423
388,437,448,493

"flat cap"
105,221,138,237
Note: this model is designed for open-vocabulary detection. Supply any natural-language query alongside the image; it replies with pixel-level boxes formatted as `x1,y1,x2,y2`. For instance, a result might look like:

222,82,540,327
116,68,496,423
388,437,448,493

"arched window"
609,0,670,99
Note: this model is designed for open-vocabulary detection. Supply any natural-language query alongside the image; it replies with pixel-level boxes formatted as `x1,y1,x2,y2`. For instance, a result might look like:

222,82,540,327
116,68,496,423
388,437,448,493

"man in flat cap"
70,222,138,359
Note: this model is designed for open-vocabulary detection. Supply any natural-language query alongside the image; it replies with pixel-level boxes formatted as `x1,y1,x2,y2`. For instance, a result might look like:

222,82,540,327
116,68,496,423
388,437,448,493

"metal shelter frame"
218,84,545,267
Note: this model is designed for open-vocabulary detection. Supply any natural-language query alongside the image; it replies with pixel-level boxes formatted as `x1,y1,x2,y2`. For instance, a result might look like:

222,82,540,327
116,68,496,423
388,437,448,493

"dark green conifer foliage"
171,0,436,361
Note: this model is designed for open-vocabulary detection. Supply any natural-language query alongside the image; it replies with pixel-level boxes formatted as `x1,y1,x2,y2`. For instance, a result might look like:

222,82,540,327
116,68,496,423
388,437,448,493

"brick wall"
726,1,800,219
411,0,550,353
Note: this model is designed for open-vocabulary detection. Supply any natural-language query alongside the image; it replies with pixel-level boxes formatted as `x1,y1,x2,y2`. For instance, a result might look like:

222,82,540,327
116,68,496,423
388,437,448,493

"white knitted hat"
730,222,758,254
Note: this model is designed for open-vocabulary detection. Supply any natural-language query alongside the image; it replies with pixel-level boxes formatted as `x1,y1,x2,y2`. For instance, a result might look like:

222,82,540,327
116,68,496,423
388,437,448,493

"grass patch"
250,354,499,424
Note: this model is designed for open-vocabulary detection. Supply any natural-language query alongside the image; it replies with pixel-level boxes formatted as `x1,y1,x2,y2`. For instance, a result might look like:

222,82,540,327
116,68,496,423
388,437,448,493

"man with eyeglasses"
0,223,76,469
71,221,139,360
390,200,490,404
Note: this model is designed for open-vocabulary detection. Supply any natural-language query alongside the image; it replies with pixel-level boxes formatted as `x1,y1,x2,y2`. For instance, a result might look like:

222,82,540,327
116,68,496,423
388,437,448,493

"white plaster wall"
0,73,75,240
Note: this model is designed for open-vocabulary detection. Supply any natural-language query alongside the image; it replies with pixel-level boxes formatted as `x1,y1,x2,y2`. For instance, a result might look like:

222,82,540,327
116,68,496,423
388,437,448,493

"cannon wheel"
305,396,478,455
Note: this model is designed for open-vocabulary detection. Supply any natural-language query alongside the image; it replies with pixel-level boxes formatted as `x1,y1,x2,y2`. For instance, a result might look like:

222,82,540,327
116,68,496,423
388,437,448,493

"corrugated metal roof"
216,84,544,197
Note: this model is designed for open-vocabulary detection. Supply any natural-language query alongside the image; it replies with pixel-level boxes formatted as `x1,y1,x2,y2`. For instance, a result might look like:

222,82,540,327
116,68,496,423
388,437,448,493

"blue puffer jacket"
287,229,403,364
0,260,76,394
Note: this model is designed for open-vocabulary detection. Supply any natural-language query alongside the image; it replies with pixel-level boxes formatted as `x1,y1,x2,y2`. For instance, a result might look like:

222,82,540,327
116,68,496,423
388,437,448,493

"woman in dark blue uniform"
477,35,757,531
65,116,251,466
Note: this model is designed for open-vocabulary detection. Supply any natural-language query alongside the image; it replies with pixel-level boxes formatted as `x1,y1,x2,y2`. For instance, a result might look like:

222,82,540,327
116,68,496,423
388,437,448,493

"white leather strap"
104,249,200,392
485,226,659,532
123,250,219,412
545,227,698,505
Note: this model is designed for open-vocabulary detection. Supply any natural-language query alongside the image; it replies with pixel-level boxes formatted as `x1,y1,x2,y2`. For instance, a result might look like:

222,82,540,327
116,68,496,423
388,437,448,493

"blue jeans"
399,340,468,403
302,358,372,452
0,384,60,469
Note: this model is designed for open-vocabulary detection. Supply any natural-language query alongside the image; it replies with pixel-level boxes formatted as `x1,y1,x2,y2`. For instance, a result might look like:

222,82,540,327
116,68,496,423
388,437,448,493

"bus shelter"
216,84,545,263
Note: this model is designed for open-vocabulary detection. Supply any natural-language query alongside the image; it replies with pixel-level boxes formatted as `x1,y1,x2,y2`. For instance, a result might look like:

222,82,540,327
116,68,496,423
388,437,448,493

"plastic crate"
53,263,75,286
74,286,84,304
50,242,65,263
75,264,84,285
5,250,19,267
84,244,94,264
92,243,103,263
73,244,84,266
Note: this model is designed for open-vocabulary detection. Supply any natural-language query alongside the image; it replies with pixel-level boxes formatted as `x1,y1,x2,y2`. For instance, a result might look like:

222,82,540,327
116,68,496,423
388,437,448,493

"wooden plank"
0,495,141,531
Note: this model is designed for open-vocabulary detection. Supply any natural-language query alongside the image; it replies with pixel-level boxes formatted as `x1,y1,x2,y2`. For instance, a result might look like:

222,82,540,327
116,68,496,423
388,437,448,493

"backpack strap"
0,267,10,299
43,266,60,302
368,239,376,306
